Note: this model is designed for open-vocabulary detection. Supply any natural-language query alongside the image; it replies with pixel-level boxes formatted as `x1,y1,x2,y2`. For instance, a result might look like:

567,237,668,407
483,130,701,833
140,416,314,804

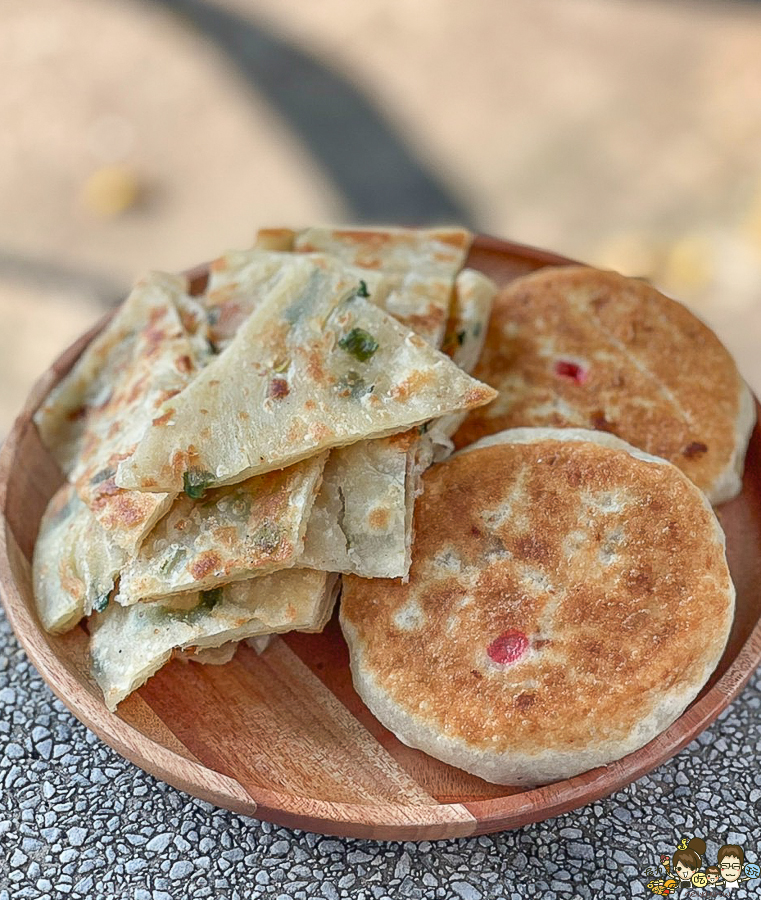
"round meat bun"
454,266,756,505
340,428,735,786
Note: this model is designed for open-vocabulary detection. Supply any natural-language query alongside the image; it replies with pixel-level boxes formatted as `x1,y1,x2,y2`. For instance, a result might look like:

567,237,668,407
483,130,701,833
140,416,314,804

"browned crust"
341,439,732,754
453,266,745,497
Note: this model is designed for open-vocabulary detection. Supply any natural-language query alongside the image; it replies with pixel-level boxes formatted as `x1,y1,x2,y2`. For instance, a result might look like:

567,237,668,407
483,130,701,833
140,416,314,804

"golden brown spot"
152,409,174,427
309,423,333,442
368,507,391,530
305,349,326,383
238,410,249,420
106,493,146,527
59,560,85,602
390,369,436,402
189,551,223,581
403,305,447,336
212,526,239,548
286,419,308,443
176,354,193,374
304,399,316,411
463,385,497,408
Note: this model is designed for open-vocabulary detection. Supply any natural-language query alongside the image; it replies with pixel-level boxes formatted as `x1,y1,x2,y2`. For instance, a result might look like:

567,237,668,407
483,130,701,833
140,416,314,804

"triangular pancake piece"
300,429,433,578
34,272,208,553
430,268,497,458
441,269,496,375
33,484,125,633
117,256,496,492
291,226,473,347
91,568,339,710
116,453,327,603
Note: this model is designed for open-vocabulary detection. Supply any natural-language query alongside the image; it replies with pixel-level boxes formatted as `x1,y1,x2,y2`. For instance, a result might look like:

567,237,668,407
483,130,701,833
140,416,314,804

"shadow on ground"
147,0,476,227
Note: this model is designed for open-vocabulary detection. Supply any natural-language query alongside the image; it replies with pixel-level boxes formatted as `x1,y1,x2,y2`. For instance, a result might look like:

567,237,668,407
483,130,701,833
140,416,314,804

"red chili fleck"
554,360,587,384
683,441,708,458
487,629,529,665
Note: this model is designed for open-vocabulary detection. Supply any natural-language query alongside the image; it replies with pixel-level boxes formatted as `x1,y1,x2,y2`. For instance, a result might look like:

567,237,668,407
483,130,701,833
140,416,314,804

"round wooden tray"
1,236,760,841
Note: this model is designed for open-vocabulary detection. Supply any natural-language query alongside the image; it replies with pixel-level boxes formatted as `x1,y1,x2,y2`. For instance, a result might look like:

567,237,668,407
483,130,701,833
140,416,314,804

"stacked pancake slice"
32,226,497,710
32,232,753,786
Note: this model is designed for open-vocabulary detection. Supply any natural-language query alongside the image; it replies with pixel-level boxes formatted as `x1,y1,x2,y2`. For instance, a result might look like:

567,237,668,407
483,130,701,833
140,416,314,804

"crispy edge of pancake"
340,428,734,786
430,268,497,460
711,377,756,504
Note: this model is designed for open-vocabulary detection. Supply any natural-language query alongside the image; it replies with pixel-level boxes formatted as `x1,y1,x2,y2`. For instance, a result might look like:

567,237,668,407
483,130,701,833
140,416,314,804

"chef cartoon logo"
641,836,759,894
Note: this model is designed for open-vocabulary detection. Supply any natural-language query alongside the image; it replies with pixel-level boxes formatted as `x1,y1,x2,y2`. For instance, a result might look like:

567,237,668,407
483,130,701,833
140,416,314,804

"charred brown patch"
514,534,551,565
683,441,708,458
176,354,193,374
66,404,88,422
152,409,174,427
514,693,536,711
268,377,290,400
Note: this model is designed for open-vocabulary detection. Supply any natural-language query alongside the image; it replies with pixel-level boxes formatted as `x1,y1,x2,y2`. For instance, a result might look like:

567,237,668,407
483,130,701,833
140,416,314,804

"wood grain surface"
1,236,759,840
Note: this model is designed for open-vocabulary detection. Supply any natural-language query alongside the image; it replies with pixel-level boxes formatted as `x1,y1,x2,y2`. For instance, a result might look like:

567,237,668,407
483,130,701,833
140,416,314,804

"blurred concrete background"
2,0,761,433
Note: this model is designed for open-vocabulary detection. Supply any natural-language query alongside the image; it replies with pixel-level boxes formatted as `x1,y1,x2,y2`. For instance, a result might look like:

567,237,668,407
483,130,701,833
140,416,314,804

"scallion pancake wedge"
300,429,433,578
33,484,125,634
117,257,496,492
34,272,208,553
92,568,339,710
430,268,497,460
116,453,327,604
291,226,472,348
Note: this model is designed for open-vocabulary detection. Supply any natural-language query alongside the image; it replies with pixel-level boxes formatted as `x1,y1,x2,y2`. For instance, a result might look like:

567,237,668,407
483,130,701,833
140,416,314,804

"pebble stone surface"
0,611,758,900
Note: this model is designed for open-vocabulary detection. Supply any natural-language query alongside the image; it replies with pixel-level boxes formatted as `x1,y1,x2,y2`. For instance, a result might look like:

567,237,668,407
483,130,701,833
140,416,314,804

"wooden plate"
1,236,760,841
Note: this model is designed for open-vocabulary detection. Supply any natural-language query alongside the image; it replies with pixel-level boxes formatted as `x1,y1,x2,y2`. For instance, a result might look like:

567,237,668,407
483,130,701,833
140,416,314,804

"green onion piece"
93,593,110,613
337,370,371,399
183,468,214,499
199,587,223,610
338,328,379,362
357,280,370,298
90,467,116,486
159,546,187,575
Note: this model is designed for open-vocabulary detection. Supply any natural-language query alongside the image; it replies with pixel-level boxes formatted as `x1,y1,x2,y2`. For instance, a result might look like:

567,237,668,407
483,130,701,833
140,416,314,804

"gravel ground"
0,613,758,899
